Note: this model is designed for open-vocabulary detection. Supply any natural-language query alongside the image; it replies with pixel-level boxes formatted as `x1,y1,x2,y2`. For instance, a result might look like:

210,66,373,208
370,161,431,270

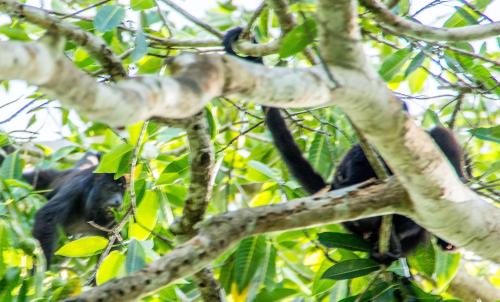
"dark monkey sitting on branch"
2,152,126,267
223,27,468,264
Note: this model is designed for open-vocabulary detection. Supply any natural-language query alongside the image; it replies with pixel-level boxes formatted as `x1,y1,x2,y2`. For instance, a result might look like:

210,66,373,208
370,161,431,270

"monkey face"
85,173,126,226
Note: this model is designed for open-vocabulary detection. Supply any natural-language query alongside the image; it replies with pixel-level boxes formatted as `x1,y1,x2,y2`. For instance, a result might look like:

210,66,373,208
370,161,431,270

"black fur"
222,27,466,263
0,150,126,267
31,165,125,266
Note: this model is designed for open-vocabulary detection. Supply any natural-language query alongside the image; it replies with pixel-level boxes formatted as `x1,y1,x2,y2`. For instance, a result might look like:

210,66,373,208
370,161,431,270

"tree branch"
64,179,403,301
168,113,225,301
360,0,500,42
317,0,368,70
0,0,126,79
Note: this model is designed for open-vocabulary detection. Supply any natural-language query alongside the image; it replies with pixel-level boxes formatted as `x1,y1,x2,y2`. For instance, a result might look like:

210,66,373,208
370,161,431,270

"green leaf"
318,232,371,252
259,6,269,38
96,251,125,285
0,25,31,41
454,6,479,24
307,131,333,179
234,236,267,292
254,288,297,302
0,152,23,180
248,160,279,181
469,126,500,143
95,143,134,173
279,19,317,58
129,190,160,240
435,250,461,290
55,236,108,257
130,30,148,62
204,106,218,140
444,0,491,28
321,259,380,280
50,146,78,162
137,56,163,74
94,5,125,32
378,47,412,82
126,239,146,273
404,51,425,78
407,242,435,277
131,0,154,10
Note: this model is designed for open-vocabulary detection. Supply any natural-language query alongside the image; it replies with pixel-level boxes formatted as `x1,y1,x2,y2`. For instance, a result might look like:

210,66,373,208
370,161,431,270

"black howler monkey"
223,27,467,264
2,150,126,266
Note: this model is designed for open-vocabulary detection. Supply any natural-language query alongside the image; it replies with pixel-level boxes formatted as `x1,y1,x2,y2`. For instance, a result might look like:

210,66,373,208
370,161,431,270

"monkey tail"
222,27,327,194
264,107,327,194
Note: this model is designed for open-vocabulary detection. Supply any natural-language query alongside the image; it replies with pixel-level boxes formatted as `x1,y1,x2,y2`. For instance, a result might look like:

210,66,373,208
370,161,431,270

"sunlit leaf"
96,251,125,285
379,47,412,82
55,236,108,257
129,190,160,240
95,143,134,173
279,19,317,58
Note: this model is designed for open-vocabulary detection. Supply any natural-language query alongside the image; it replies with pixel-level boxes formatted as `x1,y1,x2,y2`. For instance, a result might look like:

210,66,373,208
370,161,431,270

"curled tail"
264,107,327,194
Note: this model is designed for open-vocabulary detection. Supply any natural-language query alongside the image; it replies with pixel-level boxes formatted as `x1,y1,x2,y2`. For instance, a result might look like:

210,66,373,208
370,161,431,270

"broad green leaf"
454,6,479,24
0,25,31,41
94,5,125,32
318,232,371,252
469,126,500,143
404,51,425,78
443,0,491,28
378,47,412,82
131,0,154,10
126,239,146,273
234,236,267,292
407,242,435,277
408,64,429,93
0,133,9,148
55,236,108,257
247,160,279,181
259,6,269,37
0,152,22,180
254,288,297,302
321,259,380,280
339,282,394,302
307,131,333,178
435,250,461,290
129,190,160,240
96,251,125,285
279,19,317,58
130,30,148,62
137,56,163,74
95,143,134,173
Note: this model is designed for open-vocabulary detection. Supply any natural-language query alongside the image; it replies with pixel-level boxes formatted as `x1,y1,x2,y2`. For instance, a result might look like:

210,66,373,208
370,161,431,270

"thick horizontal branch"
360,0,500,42
0,41,336,126
65,180,403,301
0,0,126,79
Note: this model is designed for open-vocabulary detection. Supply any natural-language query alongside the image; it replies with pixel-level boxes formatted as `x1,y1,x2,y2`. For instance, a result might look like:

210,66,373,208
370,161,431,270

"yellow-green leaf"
129,190,160,240
55,236,108,257
96,251,125,285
